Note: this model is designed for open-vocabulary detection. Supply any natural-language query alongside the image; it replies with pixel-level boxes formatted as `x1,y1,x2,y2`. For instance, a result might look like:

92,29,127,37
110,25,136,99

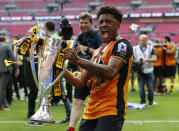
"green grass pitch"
0,77,179,131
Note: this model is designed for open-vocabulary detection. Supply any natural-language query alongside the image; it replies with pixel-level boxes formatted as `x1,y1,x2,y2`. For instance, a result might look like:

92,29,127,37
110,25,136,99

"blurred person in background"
24,47,40,126
162,36,176,94
64,6,133,131
66,12,102,130
1,36,19,106
0,33,4,37
0,37,19,110
3,37,15,106
45,21,62,40
130,42,140,92
133,34,157,106
176,47,179,79
153,39,163,94
11,35,28,100
130,51,138,92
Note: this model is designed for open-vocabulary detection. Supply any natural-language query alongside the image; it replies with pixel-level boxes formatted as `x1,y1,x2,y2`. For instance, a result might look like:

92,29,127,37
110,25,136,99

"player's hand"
76,44,87,52
64,48,80,65
15,69,19,77
142,59,147,64
17,61,23,66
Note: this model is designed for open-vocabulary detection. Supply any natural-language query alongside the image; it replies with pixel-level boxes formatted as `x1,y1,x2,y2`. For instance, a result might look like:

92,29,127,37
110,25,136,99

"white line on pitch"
0,120,179,124
126,120,179,123
0,121,26,123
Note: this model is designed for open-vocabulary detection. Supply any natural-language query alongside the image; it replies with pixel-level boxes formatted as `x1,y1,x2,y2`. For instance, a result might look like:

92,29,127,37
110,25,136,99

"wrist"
76,56,82,65
86,47,90,54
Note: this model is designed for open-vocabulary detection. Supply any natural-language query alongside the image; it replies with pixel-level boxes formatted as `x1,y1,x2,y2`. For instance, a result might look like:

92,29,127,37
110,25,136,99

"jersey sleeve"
111,39,133,64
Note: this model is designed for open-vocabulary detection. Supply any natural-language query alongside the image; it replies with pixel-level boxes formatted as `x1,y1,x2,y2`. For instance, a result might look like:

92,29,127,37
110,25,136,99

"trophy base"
31,120,55,124
30,97,55,124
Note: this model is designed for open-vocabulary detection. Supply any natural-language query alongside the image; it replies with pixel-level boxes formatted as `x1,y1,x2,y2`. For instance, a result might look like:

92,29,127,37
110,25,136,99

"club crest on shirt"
117,42,127,55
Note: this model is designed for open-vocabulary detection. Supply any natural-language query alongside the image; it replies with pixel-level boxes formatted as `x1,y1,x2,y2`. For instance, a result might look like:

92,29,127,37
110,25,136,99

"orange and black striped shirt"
165,43,176,66
153,45,163,66
83,38,133,120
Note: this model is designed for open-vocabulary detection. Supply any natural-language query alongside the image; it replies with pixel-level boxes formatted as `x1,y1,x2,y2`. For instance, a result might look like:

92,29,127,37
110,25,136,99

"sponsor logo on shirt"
117,42,127,55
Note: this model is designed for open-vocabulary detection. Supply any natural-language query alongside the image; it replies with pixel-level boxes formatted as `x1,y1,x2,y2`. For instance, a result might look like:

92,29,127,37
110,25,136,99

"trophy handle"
43,40,75,96
29,42,39,87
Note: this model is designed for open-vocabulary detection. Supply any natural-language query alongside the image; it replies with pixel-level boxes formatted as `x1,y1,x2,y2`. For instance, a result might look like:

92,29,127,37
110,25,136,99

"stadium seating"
14,1,47,9
36,10,49,16
62,0,92,8
0,23,81,37
0,0,179,44
145,0,172,5
0,11,7,16
155,23,179,33
100,0,131,6
11,11,30,16
135,7,174,13
0,24,33,37
0,1,10,9
120,7,132,14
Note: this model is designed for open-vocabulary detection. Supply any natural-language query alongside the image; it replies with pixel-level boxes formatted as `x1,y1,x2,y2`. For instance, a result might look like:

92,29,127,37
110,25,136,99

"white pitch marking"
0,120,179,124
126,120,179,124
0,121,26,123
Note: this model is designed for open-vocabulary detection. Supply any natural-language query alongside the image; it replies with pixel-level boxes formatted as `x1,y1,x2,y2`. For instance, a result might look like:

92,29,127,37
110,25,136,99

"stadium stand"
0,11,7,16
145,0,172,5
135,7,174,13
100,0,131,6
0,24,34,37
14,1,47,9
0,0,179,45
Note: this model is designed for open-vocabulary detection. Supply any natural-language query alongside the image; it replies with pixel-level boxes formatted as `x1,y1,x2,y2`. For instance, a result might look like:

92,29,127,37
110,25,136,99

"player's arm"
76,44,95,55
64,69,91,88
167,44,176,55
8,46,19,77
143,48,157,64
64,40,131,80
74,56,124,80
143,55,157,63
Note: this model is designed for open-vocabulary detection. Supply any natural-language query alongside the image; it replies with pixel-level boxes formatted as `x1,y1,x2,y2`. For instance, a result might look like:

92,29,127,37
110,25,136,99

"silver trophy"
14,25,74,123
29,38,74,123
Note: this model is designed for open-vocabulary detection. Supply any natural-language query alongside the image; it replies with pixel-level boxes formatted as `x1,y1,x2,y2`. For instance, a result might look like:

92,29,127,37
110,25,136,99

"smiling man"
64,6,133,131
65,12,102,129
76,12,102,57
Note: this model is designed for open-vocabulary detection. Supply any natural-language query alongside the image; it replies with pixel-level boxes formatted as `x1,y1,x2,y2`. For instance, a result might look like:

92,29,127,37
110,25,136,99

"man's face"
12,37,18,41
98,14,119,43
79,18,92,34
156,40,161,45
140,36,147,46
163,38,168,43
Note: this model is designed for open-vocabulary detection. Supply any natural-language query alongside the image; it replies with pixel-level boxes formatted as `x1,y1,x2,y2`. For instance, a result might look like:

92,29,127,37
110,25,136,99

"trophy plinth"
30,97,55,123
